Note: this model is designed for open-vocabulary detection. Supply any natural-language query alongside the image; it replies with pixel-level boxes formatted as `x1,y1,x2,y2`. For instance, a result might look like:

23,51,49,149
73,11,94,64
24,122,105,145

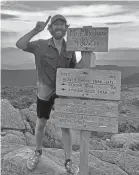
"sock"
35,148,42,155
64,159,71,167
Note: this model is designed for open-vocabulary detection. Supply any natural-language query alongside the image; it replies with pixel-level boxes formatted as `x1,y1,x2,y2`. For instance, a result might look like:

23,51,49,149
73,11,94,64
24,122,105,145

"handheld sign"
67,27,108,52
56,68,121,101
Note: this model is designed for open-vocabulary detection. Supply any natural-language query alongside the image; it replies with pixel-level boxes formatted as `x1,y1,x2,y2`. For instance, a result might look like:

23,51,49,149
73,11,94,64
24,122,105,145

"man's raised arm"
16,16,51,50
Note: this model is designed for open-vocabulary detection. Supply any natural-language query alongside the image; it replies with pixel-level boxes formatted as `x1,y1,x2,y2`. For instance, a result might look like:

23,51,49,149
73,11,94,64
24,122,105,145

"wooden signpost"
53,26,121,175
56,68,121,100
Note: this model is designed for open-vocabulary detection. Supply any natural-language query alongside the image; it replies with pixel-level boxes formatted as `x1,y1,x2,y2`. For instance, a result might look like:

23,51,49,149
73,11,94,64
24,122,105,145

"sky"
1,1,139,49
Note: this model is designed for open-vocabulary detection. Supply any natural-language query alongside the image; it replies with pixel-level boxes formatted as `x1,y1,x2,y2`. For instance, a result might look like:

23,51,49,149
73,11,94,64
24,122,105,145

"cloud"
1,1,139,49
1,13,18,20
105,21,133,25
56,4,124,17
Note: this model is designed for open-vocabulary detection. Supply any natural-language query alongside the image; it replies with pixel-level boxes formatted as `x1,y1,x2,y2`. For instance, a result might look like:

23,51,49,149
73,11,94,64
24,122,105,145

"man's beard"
50,29,66,40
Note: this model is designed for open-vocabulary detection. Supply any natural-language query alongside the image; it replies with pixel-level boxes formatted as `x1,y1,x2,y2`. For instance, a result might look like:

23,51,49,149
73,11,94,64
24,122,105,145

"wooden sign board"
56,68,121,101
67,27,108,52
52,98,118,133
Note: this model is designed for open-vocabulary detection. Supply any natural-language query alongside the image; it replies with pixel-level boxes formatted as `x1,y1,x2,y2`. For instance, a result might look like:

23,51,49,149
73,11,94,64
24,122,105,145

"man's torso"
33,38,74,100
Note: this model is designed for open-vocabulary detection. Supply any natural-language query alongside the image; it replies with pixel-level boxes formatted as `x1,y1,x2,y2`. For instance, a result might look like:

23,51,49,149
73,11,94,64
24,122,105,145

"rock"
90,150,122,164
1,132,7,137
111,133,139,149
44,112,63,149
43,148,127,175
1,144,25,160
45,114,62,141
2,147,66,175
1,99,25,130
20,108,37,125
89,149,139,175
23,120,33,134
2,133,27,146
43,133,63,149
29,103,36,112
20,113,27,121
124,149,139,158
88,154,128,175
24,132,36,146
89,139,110,150
115,151,139,175
20,108,37,134
2,130,25,138
88,166,109,175
1,145,130,175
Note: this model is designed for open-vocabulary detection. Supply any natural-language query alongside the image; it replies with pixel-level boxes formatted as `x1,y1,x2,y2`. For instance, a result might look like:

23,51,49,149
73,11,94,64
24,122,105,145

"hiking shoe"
64,159,79,175
26,149,42,171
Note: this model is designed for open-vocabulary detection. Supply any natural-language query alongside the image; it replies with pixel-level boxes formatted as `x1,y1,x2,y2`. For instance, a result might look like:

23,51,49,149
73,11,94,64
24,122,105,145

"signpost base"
79,50,95,175
79,130,90,175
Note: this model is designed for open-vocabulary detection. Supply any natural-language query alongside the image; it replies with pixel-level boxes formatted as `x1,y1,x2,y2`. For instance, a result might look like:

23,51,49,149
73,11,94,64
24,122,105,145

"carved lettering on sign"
56,68,121,100
67,28,108,52
53,98,119,133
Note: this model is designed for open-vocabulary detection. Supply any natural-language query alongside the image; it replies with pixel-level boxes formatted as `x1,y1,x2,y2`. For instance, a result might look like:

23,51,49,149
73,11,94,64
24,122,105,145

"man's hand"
34,16,51,33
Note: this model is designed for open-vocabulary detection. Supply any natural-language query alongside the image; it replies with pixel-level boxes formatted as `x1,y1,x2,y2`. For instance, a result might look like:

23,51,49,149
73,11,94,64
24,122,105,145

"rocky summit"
1,99,139,175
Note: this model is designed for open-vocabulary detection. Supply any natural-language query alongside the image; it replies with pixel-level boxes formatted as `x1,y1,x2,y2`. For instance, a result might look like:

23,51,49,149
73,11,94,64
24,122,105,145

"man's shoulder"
34,38,51,48
36,38,50,44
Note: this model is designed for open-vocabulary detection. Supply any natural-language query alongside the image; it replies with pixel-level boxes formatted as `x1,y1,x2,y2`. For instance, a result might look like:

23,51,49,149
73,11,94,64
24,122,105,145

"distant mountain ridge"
2,65,139,86
1,47,139,86
122,73,139,85
1,47,35,70
1,47,139,70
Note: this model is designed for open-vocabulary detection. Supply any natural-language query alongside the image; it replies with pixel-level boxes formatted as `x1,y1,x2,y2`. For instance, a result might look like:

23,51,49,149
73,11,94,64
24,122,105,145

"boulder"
1,145,129,175
20,108,37,134
1,99,25,130
2,130,25,138
89,139,110,150
2,133,26,146
2,147,66,175
1,144,25,159
115,151,139,175
111,133,139,149
90,149,139,175
23,120,33,134
43,148,128,175
45,112,62,141
29,103,36,112
20,108,37,125
1,132,7,137
24,132,36,146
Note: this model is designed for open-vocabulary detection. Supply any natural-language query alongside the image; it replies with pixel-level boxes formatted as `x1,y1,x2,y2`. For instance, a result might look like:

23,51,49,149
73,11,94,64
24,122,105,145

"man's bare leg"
26,118,47,170
61,128,79,174
35,118,47,150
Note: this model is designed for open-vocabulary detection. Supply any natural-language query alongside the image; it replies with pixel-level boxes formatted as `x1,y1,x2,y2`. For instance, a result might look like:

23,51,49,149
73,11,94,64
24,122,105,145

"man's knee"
36,118,47,131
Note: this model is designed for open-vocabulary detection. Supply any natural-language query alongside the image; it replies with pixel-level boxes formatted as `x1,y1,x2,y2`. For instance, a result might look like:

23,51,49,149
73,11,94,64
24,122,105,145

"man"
16,14,79,174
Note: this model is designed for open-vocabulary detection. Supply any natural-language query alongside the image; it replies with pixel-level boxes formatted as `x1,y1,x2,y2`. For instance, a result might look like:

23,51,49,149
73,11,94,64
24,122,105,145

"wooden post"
54,26,118,175
79,49,96,175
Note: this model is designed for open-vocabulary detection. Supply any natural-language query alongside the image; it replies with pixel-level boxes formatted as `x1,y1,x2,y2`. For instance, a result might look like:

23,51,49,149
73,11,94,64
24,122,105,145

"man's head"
48,14,69,40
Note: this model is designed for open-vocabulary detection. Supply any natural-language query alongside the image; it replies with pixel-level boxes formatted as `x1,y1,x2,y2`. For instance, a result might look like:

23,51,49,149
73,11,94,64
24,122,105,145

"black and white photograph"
1,1,139,175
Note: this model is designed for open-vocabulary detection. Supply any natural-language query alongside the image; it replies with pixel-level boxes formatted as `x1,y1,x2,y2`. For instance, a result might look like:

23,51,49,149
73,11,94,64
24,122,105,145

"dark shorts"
37,93,58,120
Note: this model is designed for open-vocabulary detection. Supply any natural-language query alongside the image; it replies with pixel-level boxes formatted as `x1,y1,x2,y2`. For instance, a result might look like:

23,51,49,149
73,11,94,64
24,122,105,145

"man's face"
51,19,67,40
